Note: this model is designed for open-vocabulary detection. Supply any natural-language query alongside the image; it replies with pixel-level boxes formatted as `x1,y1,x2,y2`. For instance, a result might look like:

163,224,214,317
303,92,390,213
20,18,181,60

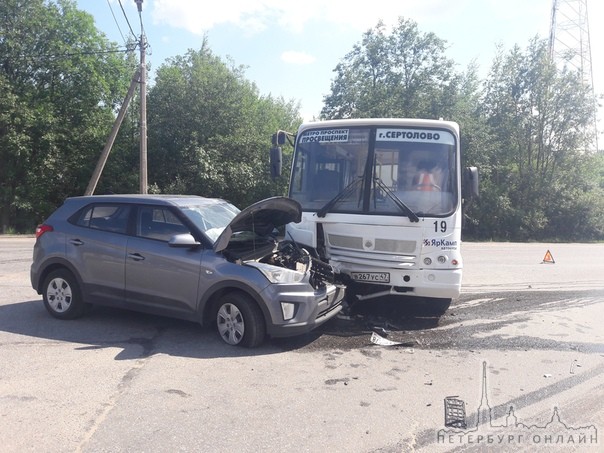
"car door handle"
69,239,84,246
128,253,145,261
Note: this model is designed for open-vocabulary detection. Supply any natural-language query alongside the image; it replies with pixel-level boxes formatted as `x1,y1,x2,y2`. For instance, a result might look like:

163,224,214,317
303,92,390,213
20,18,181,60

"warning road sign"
542,250,555,264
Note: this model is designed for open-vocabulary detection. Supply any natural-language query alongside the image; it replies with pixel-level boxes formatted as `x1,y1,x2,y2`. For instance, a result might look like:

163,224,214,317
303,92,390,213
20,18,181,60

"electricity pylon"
549,0,599,151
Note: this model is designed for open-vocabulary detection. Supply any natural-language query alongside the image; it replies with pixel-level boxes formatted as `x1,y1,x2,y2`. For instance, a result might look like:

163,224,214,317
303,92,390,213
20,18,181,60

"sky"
76,0,602,134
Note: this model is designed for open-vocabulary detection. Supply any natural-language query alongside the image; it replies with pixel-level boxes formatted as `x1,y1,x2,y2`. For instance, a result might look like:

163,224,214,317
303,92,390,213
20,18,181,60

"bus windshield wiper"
317,177,364,218
373,177,420,222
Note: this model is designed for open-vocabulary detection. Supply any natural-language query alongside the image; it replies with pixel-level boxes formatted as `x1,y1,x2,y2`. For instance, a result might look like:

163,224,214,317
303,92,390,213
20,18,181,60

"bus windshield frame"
289,125,458,218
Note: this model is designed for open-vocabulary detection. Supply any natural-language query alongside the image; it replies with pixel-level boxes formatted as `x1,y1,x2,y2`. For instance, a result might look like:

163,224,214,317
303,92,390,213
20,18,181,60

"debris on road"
369,331,416,348
370,331,401,346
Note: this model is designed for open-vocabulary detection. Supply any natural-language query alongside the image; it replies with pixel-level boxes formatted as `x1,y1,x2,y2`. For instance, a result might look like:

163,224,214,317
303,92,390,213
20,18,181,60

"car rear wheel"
42,269,86,320
215,293,265,347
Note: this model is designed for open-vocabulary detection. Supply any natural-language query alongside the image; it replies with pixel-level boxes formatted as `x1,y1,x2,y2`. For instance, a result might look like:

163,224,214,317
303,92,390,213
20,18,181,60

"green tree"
0,0,134,231
321,18,462,120
147,41,301,207
476,38,598,240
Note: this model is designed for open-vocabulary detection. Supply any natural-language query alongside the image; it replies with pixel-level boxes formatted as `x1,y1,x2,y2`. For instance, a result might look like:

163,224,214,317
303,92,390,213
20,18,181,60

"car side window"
138,206,190,241
75,204,130,234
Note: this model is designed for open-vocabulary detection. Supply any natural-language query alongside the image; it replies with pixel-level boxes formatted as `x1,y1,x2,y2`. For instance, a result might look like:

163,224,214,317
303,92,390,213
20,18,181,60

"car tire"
215,293,266,347
42,269,86,320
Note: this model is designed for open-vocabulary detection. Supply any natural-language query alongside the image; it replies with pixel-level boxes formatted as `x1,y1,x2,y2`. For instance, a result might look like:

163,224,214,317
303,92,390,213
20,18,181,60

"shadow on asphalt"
0,295,446,359
8,290,602,357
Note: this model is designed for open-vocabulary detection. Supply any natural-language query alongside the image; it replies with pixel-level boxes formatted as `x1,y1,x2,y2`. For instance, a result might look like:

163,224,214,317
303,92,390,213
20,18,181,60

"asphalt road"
0,237,602,452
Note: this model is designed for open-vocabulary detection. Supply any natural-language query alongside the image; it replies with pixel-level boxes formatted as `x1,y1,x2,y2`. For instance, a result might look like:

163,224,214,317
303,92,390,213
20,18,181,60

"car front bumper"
262,282,345,338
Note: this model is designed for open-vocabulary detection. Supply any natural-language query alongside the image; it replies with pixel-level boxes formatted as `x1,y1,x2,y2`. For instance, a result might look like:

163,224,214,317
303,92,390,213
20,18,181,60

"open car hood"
213,197,302,253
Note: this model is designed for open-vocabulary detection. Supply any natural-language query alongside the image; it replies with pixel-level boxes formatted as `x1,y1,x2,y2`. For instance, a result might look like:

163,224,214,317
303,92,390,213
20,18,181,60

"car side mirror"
168,233,201,248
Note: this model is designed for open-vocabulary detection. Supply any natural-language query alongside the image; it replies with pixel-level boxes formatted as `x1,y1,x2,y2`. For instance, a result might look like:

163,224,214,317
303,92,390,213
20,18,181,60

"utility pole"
85,70,141,196
136,0,148,193
84,0,149,195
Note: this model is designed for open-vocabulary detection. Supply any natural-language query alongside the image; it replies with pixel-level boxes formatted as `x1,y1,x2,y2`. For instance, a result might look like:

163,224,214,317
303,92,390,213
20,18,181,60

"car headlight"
246,262,305,284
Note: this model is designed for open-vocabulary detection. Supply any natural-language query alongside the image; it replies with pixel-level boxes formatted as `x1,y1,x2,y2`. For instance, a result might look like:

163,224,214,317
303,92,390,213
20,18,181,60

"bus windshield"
289,126,458,217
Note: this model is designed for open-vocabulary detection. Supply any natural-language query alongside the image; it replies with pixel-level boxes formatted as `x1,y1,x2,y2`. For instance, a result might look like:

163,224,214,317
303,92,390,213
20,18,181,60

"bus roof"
298,118,459,134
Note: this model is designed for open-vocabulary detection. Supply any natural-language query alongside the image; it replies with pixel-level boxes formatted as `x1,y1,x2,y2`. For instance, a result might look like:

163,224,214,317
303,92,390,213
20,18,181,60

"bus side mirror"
271,131,287,146
463,167,479,199
270,146,282,179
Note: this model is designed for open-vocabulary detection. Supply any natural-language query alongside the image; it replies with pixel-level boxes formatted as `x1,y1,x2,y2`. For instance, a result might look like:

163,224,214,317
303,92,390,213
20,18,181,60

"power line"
117,0,137,41
106,0,126,44
14,48,133,61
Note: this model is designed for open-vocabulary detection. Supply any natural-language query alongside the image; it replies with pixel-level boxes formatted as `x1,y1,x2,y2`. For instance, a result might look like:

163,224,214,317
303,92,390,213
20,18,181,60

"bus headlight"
424,257,432,265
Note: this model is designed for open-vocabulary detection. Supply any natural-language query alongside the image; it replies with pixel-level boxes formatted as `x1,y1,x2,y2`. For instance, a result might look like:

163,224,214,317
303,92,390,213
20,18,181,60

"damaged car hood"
213,197,302,253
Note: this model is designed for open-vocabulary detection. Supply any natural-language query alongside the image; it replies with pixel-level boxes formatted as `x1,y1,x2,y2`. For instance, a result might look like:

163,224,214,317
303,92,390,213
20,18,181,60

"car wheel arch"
35,258,85,296
199,282,270,328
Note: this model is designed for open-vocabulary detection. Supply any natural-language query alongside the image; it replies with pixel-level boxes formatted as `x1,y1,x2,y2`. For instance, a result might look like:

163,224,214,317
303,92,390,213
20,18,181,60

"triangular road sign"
542,250,555,264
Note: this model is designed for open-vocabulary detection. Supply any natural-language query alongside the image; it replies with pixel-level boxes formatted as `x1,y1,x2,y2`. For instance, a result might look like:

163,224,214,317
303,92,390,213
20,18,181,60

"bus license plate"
350,272,390,283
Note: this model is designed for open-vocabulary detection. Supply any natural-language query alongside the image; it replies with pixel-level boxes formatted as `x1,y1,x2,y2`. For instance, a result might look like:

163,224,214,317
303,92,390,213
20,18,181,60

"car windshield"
181,201,240,243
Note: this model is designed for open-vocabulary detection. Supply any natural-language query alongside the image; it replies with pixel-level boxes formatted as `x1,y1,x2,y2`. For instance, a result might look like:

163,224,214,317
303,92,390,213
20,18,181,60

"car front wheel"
42,269,86,320
215,293,265,347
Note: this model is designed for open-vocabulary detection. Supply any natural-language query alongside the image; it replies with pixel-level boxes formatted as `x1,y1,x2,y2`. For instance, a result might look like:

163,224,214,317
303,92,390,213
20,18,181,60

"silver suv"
30,195,344,347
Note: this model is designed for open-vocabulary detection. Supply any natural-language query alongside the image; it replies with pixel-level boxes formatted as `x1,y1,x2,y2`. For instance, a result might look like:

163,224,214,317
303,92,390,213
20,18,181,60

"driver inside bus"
413,159,442,191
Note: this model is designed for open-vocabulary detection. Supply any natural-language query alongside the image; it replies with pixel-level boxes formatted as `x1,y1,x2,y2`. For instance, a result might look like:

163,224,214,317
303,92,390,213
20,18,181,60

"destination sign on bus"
377,128,455,145
299,129,349,144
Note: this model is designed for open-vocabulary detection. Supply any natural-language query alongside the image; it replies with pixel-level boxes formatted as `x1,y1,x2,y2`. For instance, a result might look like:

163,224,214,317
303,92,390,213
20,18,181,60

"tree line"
1,1,603,241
